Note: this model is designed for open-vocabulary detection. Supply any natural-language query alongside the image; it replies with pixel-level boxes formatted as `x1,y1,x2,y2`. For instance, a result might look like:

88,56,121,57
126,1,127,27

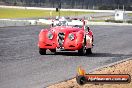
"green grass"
0,8,94,18
128,13,132,16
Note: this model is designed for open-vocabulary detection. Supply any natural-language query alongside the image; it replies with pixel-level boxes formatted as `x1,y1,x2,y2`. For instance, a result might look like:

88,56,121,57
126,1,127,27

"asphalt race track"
0,25,132,88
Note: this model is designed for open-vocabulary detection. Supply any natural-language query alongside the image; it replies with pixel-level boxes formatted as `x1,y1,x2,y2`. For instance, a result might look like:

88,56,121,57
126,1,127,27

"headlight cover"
47,32,53,40
68,33,75,41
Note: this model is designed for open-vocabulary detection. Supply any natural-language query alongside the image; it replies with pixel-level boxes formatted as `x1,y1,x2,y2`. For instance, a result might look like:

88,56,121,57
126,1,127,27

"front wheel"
86,48,92,55
39,48,46,55
50,49,56,54
78,45,86,55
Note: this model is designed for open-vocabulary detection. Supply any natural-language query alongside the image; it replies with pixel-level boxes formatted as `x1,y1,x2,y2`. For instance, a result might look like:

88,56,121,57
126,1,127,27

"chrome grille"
58,32,65,47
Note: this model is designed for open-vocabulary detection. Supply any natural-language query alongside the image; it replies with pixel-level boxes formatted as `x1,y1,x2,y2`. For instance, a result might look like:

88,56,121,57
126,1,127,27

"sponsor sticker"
76,67,131,85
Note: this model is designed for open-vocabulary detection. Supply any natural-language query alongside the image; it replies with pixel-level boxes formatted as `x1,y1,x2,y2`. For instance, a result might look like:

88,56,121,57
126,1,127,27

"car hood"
50,26,83,34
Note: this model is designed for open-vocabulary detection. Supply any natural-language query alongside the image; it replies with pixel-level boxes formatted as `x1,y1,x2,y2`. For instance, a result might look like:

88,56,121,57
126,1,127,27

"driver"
57,17,68,26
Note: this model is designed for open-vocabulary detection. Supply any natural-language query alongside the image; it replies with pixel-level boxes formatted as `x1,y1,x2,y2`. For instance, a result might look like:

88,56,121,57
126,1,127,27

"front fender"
38,29,57,49
63,31,84,50
39,29,48,42
76,30,84,44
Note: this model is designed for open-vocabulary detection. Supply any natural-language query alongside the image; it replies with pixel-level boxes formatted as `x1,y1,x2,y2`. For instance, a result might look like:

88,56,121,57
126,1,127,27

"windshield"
56,21,67,26
72,25,83,28
52,19,83,28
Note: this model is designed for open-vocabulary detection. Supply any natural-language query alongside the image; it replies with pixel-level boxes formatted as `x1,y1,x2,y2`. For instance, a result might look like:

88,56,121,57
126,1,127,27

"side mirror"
87,27,90,32
85,26,90,32
51,23,53,27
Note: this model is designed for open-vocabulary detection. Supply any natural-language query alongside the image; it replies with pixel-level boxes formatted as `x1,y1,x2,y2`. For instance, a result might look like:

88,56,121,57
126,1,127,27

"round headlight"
68,33,74,41
47,32,53,40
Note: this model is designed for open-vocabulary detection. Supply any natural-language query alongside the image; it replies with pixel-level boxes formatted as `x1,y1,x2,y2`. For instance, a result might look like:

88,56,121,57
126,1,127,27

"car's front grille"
58,32,65,47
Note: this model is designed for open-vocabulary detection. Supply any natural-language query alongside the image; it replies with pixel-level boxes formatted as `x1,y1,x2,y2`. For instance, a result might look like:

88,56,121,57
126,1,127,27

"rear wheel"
39,48,46,55
86,48,92,54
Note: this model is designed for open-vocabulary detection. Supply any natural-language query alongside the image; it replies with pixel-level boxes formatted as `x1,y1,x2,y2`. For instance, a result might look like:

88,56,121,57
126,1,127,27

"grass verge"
128,13,132,16
0,8,94,18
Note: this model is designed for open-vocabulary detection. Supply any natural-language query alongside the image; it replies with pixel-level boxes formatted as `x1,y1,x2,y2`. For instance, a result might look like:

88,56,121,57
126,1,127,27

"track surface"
0,25,132,88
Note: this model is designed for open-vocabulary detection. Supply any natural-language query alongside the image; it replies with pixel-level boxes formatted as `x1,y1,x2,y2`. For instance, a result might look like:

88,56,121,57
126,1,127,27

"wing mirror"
87,27,90,32
85,26,90,32
51,23,54,27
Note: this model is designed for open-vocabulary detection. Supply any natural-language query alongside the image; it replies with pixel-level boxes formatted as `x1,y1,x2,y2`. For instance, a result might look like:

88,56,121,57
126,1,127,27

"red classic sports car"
38,20,94,55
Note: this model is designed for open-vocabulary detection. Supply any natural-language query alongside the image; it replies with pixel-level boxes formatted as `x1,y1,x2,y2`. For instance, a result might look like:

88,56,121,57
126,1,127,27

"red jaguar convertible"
38,19,94,55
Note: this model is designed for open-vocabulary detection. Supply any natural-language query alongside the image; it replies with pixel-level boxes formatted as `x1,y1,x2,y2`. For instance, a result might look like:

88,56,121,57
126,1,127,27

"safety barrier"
0,19,37,27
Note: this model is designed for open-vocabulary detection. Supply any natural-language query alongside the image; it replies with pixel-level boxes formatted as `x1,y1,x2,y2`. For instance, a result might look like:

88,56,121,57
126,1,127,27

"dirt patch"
47,59,132,88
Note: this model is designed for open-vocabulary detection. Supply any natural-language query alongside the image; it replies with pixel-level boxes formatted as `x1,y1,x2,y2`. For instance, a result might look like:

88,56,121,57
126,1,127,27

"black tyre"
86,48,92,54
39,48,46,55
78,45,86,55
50,49,56,54
76,76,87,85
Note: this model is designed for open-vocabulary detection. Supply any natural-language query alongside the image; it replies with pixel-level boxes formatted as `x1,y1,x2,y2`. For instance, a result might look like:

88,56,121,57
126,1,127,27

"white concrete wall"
0,19,37,27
